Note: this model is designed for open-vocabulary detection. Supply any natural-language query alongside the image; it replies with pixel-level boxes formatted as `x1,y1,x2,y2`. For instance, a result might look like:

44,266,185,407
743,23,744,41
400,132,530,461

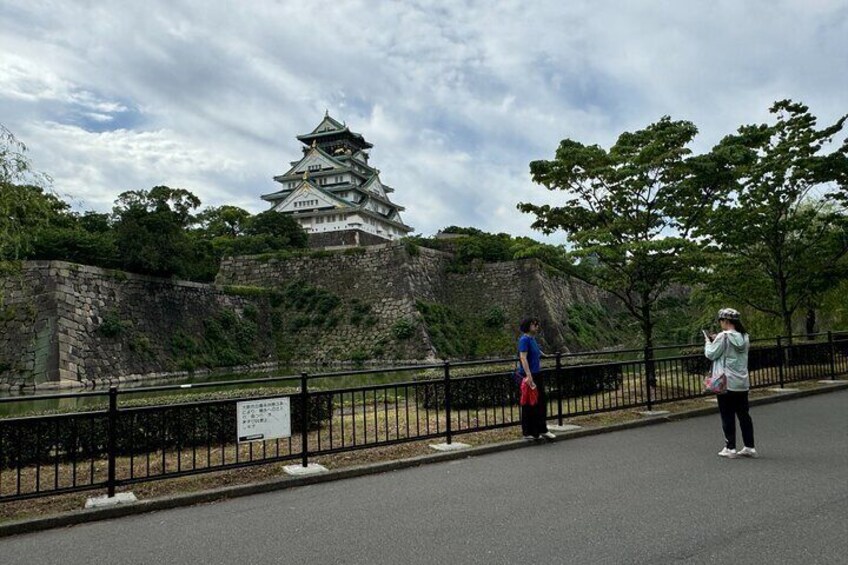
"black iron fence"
1,331,846,503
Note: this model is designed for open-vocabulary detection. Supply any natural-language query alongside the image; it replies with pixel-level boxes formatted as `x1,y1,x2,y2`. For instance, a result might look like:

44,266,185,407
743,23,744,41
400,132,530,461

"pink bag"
703,372,727,394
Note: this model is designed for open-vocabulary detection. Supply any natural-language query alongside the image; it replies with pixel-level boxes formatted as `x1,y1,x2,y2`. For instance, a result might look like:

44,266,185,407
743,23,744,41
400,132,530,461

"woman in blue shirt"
517,317,556,440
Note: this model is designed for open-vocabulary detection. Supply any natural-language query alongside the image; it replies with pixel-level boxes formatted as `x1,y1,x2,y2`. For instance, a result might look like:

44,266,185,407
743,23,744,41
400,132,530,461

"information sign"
236,397,291,443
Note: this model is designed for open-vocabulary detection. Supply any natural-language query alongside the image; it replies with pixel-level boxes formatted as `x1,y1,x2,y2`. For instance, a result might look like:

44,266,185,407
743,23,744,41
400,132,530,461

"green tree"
112,186,201,277
518,117,718,356
0,126,59,261
194,205,251,239
244,210,308,249
699,101,848,340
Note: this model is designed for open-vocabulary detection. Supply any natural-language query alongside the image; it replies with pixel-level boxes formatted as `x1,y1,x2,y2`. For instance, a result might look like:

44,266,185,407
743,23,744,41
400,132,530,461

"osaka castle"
261,113,414,247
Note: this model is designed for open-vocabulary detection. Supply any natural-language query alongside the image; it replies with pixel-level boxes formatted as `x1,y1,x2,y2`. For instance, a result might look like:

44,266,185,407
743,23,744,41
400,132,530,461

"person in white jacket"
704,308,757,459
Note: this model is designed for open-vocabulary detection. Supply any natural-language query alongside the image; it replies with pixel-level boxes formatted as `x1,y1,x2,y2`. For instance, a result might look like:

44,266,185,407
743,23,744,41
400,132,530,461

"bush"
414,371,518,410
557,364,624,396
483,307,506,328
97,311,131,338
680,346,711,375
391,318,416,340
0,391,333,469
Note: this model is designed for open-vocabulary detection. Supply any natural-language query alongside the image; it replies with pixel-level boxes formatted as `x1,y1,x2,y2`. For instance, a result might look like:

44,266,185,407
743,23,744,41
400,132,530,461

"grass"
0,362,844,525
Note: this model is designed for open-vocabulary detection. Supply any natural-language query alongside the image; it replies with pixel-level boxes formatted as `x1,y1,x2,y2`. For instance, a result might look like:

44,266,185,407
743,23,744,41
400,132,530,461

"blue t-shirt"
517,334,541,375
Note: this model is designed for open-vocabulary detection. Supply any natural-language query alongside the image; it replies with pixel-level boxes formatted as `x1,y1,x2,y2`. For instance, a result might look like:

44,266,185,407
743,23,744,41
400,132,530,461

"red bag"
519,379,538,406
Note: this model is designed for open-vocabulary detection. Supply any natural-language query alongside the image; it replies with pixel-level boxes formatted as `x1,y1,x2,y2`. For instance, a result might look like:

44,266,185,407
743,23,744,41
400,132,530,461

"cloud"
1,0,846,241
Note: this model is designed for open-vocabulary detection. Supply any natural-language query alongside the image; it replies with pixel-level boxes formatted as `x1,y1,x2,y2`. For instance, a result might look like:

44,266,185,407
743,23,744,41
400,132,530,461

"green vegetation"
404,229,576,275
0,387,333,468
416,301,513,358
1,128,309,280
170,310,259,370
565,303,634,350
519,99,847,348
695,101,848,340
96,311,131,338
391,318,416,340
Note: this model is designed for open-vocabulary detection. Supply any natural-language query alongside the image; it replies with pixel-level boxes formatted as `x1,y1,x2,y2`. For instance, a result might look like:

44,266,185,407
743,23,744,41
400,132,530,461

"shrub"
483,307,506,328
0,391,333,468
97,311,131,338
557,364,623,396
349,349,369,367
391,318,416,340
349,300,372,326
680,346,711,375
414,370,518,409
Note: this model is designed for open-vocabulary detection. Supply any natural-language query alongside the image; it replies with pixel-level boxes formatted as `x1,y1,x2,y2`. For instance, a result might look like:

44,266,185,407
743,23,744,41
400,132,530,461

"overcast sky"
1,0,846,242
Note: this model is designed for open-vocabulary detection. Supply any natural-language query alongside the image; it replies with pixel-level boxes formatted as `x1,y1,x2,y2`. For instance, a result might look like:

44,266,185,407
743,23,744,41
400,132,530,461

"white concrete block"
85,492,138,509
429,442,471,452
546,424,582,432
283,463,328,476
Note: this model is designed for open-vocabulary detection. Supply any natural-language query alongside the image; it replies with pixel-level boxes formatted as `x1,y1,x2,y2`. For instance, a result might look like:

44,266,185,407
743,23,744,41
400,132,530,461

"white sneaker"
737,447,758,458
718,447,738,458
541,432,557,440
522,435,535,440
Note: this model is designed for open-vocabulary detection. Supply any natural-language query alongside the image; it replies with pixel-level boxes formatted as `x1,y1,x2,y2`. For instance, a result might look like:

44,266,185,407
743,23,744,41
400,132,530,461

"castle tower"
261,113,414,247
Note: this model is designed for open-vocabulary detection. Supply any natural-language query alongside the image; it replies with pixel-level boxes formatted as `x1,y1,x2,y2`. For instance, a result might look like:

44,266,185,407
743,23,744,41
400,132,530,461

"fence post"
828,331,836,380
777,337,785,388
644,346,654,411
443,361,452,445
300,372,309,468
555,352,564,426
107,386,118,498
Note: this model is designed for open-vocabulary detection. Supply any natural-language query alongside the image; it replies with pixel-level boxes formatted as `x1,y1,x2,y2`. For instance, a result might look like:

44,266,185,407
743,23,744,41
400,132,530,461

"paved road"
2,391,846,564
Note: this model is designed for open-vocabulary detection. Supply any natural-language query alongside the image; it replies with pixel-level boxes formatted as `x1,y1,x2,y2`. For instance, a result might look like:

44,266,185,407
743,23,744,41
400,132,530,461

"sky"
1,0,847,243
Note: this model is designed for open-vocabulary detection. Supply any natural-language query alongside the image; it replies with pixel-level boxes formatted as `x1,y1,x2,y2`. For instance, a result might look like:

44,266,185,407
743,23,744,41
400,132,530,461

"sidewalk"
1,381,846,540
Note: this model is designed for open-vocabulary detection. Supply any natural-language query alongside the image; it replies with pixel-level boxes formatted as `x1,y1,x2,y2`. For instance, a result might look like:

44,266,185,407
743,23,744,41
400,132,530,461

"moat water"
0,366,445,418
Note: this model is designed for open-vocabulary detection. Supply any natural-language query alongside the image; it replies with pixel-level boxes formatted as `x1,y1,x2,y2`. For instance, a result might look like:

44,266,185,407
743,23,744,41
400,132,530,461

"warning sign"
236,397,291,443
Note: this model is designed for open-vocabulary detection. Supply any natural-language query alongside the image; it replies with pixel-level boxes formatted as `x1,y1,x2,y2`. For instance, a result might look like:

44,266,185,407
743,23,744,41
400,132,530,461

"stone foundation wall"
307,229,390,249
1,243,615,386
0,263,58,386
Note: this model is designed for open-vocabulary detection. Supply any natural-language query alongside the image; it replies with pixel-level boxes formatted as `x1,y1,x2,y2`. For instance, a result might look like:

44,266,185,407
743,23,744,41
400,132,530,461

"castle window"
308,164,320,172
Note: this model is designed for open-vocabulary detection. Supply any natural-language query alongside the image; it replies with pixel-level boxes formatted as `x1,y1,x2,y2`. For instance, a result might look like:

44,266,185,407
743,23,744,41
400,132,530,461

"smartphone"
702,329,712,341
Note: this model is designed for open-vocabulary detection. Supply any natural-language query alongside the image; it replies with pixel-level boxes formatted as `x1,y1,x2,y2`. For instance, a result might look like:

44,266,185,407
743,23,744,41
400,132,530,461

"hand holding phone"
702,329,712,342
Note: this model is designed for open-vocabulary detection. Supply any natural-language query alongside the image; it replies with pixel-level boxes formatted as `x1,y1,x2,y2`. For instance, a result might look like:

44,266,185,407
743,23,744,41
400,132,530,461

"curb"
1,382,846,538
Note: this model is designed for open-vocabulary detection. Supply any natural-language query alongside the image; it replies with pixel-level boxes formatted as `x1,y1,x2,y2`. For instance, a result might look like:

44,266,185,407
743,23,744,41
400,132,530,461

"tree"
518,117,720,357
244,210,308,249
699,101,848,340
0,125,58,261
112,186,201,277
194,205,252,239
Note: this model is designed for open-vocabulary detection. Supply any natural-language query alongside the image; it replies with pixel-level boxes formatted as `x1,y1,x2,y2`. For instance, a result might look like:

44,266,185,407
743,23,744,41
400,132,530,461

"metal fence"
1,330,846,503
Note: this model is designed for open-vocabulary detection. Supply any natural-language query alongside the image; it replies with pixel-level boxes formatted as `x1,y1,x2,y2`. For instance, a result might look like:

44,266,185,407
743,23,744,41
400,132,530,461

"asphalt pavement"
1,390,846,564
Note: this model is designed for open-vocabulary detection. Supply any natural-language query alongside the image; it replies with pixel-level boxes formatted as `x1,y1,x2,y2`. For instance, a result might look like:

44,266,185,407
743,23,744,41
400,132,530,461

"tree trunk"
805,307,817,340
641,299,656,387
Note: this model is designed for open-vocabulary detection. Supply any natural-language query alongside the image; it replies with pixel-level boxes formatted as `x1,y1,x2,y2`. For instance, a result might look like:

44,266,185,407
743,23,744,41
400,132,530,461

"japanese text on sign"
236,397,291,443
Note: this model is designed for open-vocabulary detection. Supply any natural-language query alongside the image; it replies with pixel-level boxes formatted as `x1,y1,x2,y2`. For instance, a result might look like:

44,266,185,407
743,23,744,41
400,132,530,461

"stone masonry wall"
437,259,608,352
1,243,616,387
0,262,272,386
0,263,58,386
216,243,450,362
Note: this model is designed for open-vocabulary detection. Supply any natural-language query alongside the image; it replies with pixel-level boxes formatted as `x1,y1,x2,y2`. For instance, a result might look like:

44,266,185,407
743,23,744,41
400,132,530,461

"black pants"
717,390,755,450
520,377,548,438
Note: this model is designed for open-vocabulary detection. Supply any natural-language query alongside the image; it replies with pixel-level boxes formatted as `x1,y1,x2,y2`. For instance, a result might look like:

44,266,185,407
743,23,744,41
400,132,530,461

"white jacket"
704,330,750,391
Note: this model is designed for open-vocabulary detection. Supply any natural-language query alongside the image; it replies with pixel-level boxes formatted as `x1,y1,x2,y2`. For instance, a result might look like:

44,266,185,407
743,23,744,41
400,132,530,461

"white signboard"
236,397,291,443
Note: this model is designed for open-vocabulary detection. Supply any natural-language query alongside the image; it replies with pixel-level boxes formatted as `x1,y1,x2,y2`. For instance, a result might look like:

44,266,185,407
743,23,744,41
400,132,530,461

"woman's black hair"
519,317,539,333
721,318,748,335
